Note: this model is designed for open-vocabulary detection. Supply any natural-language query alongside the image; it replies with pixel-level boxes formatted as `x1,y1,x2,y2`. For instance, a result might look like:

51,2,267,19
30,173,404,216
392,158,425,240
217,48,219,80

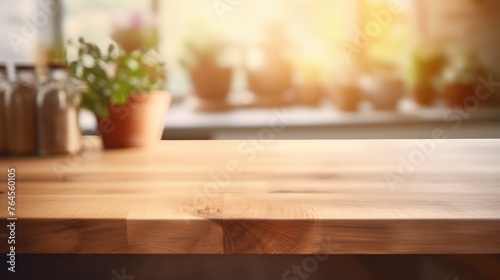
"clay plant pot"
96,91,171,149
410,82,436,106
295,84,325,107
443,82,477,109
247,59,292,98
191,65,232,101
361,75,403,111
330,84,362,112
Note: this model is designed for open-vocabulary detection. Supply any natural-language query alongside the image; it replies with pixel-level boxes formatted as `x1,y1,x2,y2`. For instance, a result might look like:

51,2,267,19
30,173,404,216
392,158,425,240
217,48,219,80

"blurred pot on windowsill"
179,26,233,103
443,83,477,109
409,82,436,107
405,43,446,107
190,65,232,101
361,72,404,111
246,48,292,107
293,55,325,107
331,83,362,112
246,24,292,107
441,51,486,109
329,65,362,112
111,11,159,53
295,84,325,107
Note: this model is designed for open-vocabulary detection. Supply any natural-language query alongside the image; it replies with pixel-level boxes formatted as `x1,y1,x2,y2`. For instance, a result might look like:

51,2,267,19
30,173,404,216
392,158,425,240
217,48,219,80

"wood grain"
0,137,499,254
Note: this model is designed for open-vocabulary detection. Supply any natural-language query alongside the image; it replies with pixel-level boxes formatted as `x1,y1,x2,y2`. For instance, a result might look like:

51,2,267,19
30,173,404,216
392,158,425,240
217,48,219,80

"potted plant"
331,81,362,112
405,44,446,106
441,51,484,109
246,47,292,107
361,70,404,111
111,11,159,53
179,30,232,103
329,63,363,112
293,56,325,107
246,24,292,107
68,38,170,149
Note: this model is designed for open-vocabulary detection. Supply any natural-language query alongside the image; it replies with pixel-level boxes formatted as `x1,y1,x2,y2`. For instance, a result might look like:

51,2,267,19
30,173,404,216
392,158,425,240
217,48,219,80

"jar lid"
15,64,36,71
47,61,68,70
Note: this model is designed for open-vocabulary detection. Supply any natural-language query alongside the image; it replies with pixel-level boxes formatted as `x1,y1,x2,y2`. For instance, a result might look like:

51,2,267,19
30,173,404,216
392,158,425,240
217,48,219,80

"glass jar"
0,64,9,155
38,63,81,155
6,65,39,156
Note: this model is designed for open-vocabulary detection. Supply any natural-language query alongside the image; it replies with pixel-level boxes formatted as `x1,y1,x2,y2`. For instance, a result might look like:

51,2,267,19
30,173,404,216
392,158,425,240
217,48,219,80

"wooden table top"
1,137,499,254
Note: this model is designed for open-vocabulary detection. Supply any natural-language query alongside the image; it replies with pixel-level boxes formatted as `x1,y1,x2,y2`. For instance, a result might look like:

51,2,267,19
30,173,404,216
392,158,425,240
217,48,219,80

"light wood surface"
1,137,499,254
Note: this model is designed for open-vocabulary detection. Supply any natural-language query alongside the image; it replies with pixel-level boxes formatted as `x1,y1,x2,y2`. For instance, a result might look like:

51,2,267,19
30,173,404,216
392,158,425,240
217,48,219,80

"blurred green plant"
405,44,447,86
178,28,227,70
67,38,166,117
442,51,484,84
111,12,159,53
112,26,159,53
293,55,325,85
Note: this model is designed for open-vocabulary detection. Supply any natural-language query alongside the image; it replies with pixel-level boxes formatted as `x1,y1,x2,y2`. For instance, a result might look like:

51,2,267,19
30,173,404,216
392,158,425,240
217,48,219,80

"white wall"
0,0,37,65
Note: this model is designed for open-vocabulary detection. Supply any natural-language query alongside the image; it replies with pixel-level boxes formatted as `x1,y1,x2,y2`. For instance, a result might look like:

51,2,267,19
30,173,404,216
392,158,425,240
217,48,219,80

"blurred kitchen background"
1,0,499,140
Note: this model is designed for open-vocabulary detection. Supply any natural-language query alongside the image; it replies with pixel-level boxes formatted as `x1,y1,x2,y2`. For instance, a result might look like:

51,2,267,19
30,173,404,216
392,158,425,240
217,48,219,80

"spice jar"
38,63,81,155
6,64,39,156
0,64,9,155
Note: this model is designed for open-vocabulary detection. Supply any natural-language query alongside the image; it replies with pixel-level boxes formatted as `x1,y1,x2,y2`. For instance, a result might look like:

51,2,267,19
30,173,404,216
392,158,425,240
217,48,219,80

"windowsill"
79,97,500,139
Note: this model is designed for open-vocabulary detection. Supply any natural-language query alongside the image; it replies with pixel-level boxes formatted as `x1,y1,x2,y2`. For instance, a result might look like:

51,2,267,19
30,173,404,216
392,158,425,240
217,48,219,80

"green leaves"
405,44,446,86
108,44,115,55
178,32,225,70
67,38,167,117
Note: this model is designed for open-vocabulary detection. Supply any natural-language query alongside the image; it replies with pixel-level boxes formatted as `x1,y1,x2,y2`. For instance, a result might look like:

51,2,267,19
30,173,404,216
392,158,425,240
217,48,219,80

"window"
1,0,47,63
2,0,415,102
63,0,379,96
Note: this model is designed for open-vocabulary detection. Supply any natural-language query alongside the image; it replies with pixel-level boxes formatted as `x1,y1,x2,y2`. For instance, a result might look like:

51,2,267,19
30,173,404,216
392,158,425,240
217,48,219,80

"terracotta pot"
295,84,324,107
361,75,403,111
191,66,232,101
247,62,292,98
96,91,171,149
443,83,477,109
410,82,436,106
331,85,362,112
